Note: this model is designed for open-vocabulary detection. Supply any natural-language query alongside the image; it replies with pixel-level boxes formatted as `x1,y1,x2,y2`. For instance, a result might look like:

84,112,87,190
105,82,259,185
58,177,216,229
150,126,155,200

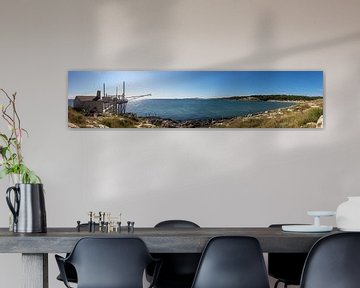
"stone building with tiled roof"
74,91,105,114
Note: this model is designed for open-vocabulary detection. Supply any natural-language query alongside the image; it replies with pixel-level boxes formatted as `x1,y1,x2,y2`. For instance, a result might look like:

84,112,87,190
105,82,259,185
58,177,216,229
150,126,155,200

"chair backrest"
155,220,200,228
67,237,154,288
150,220,201,287
300,232,360,288
268,224,308,285
191,236,270,288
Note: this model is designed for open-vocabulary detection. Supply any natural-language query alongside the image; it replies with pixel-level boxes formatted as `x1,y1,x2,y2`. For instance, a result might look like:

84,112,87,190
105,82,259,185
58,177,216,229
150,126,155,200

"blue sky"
68,71,323,99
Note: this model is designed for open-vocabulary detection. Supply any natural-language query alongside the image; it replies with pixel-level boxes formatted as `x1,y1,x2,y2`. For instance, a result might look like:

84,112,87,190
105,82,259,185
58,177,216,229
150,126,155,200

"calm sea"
126,99,294,121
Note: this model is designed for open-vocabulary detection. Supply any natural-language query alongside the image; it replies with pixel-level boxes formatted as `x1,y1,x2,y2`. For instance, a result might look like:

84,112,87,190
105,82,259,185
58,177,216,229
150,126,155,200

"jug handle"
6,186,20,224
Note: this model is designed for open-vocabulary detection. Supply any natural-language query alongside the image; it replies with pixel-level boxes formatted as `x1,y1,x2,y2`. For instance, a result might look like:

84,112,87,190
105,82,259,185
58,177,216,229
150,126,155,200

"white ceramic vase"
336,197,360,231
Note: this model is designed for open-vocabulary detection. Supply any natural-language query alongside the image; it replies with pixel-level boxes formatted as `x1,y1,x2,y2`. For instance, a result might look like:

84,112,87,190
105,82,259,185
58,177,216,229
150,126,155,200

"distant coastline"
218,95,322,102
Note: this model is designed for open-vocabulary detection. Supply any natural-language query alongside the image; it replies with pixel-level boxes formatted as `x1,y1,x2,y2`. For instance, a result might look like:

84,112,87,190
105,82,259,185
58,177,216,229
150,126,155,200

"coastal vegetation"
100,116,138,128
214,101,323,128
68,108,86,126
68,108,139,128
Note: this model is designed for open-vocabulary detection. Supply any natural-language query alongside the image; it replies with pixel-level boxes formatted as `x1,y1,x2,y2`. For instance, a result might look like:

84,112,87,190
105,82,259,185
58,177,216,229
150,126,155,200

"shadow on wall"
213,30,360,68
80,2,360,226
94,0,178,67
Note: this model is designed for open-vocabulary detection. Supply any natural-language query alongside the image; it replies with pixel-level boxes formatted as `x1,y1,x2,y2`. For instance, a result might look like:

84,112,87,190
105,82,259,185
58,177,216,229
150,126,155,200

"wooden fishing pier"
73,81,151,115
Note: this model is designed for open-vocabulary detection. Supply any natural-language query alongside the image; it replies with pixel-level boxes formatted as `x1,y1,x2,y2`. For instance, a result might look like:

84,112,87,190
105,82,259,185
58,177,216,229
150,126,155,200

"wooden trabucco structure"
73,82,151,115
101,96,128,114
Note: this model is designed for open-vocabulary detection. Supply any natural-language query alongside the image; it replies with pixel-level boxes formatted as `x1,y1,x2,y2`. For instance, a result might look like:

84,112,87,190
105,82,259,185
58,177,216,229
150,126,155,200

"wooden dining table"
0,226,339,288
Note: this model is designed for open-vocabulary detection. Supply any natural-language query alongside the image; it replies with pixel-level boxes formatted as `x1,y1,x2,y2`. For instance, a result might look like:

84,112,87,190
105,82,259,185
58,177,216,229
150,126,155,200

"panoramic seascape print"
68,71,324,128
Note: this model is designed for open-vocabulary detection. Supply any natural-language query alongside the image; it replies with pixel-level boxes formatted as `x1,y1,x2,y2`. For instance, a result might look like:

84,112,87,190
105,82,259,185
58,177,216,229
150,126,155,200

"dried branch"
0,88,39,183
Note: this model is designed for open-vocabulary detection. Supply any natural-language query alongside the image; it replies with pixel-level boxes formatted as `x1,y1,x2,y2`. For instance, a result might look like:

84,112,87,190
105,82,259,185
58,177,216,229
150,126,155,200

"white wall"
1,0,360,287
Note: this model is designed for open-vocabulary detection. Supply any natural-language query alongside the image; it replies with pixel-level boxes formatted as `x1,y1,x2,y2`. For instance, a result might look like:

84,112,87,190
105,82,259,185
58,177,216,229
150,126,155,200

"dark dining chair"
300,232,360,288
191,236,270,288
55,237,161,288
56,262,77,284
268,224,308,288
146,220,201,288
56,223,99,284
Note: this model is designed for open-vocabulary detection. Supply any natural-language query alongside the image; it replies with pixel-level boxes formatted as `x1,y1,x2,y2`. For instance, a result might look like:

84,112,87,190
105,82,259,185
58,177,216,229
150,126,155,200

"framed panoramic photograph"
68,71,324,128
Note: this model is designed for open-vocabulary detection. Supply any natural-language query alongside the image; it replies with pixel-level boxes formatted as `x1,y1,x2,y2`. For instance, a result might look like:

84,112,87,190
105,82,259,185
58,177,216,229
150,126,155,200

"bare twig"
0,89,23,166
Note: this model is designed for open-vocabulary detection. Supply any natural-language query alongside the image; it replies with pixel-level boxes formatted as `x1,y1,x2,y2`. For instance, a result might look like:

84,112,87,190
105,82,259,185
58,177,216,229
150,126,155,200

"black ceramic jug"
6,183,47,233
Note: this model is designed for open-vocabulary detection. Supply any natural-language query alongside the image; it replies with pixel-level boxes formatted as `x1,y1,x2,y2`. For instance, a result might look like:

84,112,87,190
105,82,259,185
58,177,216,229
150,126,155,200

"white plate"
307,211,336,217
282,225,333,232
338,227,360,232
